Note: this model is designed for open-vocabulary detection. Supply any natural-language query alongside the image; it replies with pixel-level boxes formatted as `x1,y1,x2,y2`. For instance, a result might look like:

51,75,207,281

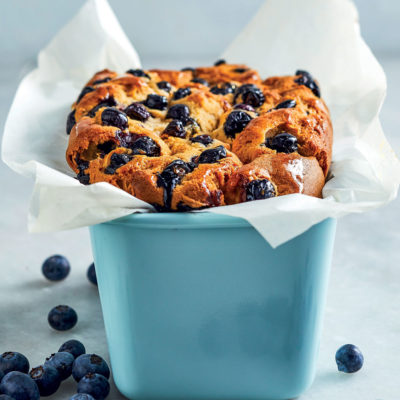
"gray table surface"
0,55,399,399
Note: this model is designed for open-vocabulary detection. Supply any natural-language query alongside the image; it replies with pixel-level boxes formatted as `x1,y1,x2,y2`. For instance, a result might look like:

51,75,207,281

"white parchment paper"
2,0,399,247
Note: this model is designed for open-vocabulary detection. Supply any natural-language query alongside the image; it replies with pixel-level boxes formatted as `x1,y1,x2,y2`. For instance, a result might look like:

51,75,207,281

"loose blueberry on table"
335,344,364,373
0,351,30,375
0,371,40,400
87,263,98,286
77,373,110,400
44,352,75,381
72,354,110,382
42,254,70,281
48,305,78,331
59,339,87,359
29,364,61,396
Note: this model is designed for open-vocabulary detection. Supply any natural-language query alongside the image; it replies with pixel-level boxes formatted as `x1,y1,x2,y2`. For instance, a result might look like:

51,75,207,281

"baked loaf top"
66,61,332,211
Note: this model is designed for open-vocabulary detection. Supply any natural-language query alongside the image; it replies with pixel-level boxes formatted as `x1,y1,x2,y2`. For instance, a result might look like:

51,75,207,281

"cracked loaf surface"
66,61,332,211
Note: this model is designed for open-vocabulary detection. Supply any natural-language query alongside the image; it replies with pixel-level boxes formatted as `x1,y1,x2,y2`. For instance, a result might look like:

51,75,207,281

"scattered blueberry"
163,120,186,138
190,134,213,146
29,365,61,396
77,170,90,185
70,394,95,400
0,352,29,375
0,371,40,400
44,352,74,381
41,255,70,281
181,67,195,72
92,77,111,85
173,87,191,100
77,373,110,400
214,59,226,66
124,102,150,122
72,354,110,382
197,145,227,164
295,70,320,97
223,110,252,138
246,179,276,201
87,263,97,286
157,81,172,92
48,305,78,331
233,68,248,73
131,136,160,157
104,153,131,174
87,97,117,118
210,82,236,95
77,87,95,104
59,340,86,359
233,103,255,112
166,104,190,122
143,94,168,110
265,132,298,153
157,160,195,209
126,69,150,79
101,108,128,130
66,110,76,135
335,344,364,373
191,78,208,86
274,99,296,110
234,84,265,107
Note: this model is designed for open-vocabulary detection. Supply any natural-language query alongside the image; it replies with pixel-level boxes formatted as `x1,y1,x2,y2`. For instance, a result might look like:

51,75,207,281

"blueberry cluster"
0,341,110,399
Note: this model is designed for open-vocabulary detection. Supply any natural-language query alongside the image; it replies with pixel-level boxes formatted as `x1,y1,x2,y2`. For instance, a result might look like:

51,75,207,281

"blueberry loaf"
66,62,332,211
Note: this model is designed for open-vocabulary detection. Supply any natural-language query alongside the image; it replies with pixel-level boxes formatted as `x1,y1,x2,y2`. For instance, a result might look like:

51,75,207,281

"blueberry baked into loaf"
66,61,332,211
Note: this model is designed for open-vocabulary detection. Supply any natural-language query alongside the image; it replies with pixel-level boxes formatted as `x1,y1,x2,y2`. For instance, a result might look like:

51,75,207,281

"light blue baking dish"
89,213,336,400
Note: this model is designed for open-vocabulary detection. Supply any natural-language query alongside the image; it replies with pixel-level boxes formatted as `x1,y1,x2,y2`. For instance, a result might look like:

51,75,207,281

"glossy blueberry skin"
157,81,172,92
233,103,255,112
143,94,168,110
197,145,227,164
29,364,61,396
191,78,208,86
87,97,117,118
48,305,78,331
104,153,131,175
59,340,86,359
66,110,76,135
42,254,70,281
101,108,128,130
223,110,252,138
335,344,364,373
234,84,265,107
210,82,236,95
131,136,160,157
77,86,94,104
77,171,90,185
0,371,40,400
173,87,191,100
190,134,213,146
77,373,110,400
87,263,98,286
126,69,150,79
214,59,226,66
246,179,276,201
274,99,296,110
265,132,298,154
72,354,110,382
163,120,186,138
124,102,150,122
166,104,190,122
44,352,75,381
70,394,96,400
0,352,30,375
0,394,16,400
295,69,320,97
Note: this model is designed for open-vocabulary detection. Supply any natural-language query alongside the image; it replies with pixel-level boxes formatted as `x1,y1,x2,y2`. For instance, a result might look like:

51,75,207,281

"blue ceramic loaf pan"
89,213,336,400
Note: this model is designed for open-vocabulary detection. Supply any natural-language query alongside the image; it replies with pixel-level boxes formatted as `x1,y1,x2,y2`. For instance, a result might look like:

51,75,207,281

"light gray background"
1,1,399,399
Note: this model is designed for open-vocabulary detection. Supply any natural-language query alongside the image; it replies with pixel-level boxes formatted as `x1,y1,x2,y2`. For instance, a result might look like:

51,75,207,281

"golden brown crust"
65,64,332,210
